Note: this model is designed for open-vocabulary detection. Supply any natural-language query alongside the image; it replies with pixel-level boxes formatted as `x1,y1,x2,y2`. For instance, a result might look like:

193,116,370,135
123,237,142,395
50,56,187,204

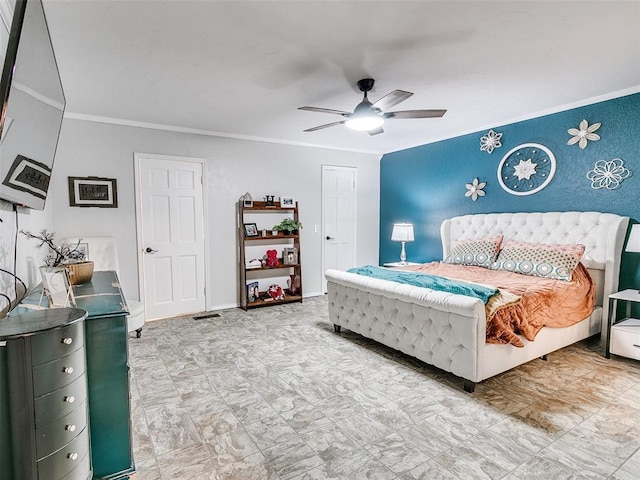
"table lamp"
626,224,640,292
391,223,414,265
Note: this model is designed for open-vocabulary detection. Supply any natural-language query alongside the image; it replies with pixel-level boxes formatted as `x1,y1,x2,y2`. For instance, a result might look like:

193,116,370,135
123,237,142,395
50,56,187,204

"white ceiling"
43,0,640,155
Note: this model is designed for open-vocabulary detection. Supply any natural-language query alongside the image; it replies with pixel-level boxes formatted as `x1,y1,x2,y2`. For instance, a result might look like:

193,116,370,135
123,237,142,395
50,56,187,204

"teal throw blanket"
348,265,498,304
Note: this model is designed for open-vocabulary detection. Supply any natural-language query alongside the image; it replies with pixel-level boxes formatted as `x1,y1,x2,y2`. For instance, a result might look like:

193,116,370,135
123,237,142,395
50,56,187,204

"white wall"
49,118,380,310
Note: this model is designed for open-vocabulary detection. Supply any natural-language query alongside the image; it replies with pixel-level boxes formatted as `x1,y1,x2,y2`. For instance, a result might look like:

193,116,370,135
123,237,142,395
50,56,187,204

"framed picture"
40,266,73,307
68,176,118,208
280,196,295,207
283,247,298,265
244,223,259,237
247,281,259,302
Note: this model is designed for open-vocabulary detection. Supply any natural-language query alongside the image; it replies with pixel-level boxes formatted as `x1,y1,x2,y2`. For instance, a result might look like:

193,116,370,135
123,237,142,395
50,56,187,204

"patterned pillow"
443,235,503,268
492,240,585,281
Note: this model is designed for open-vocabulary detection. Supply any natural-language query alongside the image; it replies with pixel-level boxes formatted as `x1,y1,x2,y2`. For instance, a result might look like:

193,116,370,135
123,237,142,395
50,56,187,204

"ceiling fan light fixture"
345,115,384,132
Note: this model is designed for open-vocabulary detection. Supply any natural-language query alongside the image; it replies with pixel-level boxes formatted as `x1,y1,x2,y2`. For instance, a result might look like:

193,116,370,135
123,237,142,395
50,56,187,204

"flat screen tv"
0,0,65,210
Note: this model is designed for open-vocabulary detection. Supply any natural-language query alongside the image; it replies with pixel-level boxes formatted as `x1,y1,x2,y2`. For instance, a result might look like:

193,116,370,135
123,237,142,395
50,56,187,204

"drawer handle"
633,344,640,348
67,453,78,461
65,424,76,432
62,367,74,374
62,337,73,345
64,396,75,404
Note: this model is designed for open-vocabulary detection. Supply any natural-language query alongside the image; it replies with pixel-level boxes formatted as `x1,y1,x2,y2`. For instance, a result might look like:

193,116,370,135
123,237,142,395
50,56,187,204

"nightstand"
606,289,640,360
382,261,422,267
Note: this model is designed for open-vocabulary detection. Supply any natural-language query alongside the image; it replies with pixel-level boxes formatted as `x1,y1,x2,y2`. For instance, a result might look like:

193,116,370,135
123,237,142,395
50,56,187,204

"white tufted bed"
325,212,629,392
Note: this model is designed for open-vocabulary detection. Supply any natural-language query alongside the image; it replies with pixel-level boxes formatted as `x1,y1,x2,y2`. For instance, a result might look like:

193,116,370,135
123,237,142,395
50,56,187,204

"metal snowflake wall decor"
568,119,601,149
480,129,503,154
586,158,631,190
465,178,486,201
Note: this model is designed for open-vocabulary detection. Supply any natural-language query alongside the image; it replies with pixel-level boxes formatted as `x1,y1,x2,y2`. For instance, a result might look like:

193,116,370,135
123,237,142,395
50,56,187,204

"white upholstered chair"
63,236,145,337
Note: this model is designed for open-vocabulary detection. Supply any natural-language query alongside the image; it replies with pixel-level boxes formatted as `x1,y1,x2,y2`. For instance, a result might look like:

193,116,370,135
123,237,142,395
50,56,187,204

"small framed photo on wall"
280,196,295,207
283,247,298,265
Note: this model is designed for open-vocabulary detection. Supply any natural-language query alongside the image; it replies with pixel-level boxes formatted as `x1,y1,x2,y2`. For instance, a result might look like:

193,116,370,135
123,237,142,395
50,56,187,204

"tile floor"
128,296,640,480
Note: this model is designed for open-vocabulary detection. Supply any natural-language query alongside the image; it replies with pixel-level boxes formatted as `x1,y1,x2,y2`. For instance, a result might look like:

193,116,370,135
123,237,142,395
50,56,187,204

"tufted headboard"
441,212,630,322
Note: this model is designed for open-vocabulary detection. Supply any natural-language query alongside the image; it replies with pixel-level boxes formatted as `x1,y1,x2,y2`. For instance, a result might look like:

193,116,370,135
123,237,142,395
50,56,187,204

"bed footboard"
326,269,486,386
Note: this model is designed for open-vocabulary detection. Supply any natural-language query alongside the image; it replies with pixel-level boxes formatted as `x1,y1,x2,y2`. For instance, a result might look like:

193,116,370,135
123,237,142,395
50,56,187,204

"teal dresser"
3,270,135,480
0,308,91,480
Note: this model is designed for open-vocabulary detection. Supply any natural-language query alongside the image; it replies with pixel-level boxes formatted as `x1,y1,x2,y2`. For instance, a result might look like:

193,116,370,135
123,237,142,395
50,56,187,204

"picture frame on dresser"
39,266,73,307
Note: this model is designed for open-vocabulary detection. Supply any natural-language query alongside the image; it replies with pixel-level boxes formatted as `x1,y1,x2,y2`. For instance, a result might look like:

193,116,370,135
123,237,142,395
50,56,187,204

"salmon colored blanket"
400,262,595,347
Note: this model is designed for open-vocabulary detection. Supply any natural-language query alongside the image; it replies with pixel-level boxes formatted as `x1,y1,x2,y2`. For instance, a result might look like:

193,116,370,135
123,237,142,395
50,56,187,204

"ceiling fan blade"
303,120,346,132
298,106,350,116
368,126,384,136
371,90,413,111
385,109,447,119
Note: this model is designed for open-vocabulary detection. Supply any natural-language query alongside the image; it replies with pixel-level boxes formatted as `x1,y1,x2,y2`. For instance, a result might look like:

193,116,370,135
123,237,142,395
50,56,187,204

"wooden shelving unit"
238,200,303,310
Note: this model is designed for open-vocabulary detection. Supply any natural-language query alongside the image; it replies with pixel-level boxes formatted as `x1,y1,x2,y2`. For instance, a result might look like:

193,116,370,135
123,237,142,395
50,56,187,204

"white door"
135,154,206,320
322,165,357,292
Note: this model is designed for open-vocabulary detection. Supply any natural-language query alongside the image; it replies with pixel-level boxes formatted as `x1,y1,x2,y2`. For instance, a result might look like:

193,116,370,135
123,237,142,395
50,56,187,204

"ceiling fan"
299,78,446,136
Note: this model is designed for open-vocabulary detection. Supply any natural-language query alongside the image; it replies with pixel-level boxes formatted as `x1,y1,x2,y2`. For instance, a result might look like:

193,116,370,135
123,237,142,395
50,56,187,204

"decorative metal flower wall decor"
480,129,503,154
567,119,601,149
586,158,631,190
465,178,486,201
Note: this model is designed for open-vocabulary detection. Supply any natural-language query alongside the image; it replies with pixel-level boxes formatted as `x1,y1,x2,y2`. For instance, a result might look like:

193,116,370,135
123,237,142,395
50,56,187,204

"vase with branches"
21,230,86,266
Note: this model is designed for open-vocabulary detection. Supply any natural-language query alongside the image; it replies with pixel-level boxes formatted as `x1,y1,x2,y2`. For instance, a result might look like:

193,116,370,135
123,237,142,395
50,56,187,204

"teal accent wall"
380,92,640,291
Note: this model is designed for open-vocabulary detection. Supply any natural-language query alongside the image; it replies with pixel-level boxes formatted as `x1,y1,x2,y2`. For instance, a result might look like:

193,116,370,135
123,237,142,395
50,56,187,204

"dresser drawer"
611,319,640,360
32,348,86,397
31,322,85,366
35,375,87,428
36,401,88,460
59,452,91,480
37,427,90,480
60,453,93,480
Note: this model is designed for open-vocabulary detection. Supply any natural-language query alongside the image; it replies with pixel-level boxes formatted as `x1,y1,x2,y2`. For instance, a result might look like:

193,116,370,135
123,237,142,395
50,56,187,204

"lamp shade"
626,224,640,253
391,223,414,242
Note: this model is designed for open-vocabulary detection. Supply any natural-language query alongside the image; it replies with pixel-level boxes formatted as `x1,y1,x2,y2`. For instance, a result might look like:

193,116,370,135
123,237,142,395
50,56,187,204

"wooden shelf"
245,262,300,272
243,201,295,211
246,293,303,309
238,200,302,311
245,233,299,241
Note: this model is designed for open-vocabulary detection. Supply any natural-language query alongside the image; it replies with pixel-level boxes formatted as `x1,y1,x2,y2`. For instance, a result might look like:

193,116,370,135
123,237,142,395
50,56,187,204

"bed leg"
540,354,548,361
333,324,342,333
463,380,476,393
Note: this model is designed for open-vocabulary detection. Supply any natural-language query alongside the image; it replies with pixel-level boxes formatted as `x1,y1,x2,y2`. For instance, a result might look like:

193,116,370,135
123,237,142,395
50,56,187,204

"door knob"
145,247,158,254
326,236,335,240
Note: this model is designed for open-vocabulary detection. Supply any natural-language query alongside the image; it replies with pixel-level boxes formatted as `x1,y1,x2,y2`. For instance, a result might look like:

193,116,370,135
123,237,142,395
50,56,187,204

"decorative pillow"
492,240,585,281
443,235,503,268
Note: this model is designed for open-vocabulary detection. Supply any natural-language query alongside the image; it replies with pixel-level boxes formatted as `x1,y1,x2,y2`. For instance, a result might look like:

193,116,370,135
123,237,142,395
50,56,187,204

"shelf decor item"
247,282,259,302
391,223,414,265
283,247,298,265
244,223,259,237
264,195,276,206
280,196,295,207
241,192,253,207
273,218,303,234
288,274,300,295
